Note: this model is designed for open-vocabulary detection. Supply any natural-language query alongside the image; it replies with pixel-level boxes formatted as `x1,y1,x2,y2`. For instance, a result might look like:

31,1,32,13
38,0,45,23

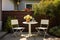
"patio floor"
0,32,60,40
0,32,7,39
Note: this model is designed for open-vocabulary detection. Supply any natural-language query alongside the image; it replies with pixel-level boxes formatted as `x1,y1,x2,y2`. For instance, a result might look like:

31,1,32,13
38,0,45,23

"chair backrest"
11,19,18,25
40,19,49,28
11,19,19,28
41,19,49,25
40,19,49,31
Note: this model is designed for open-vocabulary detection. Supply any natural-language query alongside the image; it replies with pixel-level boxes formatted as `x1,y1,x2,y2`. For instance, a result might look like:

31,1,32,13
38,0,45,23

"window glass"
26,4,32,10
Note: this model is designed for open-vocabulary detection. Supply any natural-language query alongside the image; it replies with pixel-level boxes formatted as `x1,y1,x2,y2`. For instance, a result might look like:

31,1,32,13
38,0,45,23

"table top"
23,21,38,24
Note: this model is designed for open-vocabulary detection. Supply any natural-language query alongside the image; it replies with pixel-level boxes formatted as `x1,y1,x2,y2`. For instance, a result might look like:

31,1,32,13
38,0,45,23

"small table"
23,21,38,36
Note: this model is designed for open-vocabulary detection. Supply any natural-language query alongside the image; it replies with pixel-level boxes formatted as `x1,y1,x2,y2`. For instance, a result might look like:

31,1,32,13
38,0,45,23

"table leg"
29,24,31,35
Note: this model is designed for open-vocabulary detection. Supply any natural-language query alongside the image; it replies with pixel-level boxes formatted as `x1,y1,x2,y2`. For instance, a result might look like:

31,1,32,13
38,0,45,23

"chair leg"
44,30,46,38
13,32,17,37
36,29,41,35
12,29,18,37
38,30,40,35
12,29,24,37
19,30,22,36
44,30,47,38
19,29,24,36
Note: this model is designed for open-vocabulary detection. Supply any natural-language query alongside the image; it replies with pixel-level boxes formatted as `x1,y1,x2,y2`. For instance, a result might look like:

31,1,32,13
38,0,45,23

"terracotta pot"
26,19,30,22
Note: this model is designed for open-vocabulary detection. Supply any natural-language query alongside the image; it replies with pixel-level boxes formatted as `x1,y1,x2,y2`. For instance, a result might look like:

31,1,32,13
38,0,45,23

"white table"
23,21,38,36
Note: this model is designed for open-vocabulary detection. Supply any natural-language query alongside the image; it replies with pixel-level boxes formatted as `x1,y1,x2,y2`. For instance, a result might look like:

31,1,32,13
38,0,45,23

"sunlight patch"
20,38,27,40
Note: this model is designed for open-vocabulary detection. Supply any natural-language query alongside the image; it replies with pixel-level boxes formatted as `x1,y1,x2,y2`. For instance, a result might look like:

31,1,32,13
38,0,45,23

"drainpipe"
0,21,2,31
0,0,2,31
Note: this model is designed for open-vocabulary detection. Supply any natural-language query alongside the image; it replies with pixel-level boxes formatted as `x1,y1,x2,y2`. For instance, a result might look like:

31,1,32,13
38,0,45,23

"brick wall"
2,11,57,32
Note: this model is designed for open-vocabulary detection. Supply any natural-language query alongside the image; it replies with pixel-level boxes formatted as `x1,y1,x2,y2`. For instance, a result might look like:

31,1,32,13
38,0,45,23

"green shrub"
33,0,60,18
4,16,11,31
49,26,60,37
4,16,17,32
4,16,12,32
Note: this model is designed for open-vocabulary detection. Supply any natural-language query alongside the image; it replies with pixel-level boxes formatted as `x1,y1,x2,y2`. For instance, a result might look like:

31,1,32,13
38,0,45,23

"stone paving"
0,32,60,40
0,32,7,38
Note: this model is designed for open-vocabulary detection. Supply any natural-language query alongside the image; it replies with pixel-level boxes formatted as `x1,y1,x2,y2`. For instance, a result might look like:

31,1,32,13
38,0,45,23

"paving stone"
0,32,7,38
0,33,60,40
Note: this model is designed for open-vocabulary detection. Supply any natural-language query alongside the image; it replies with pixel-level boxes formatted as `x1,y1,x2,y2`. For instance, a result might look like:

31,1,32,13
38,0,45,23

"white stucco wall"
2,0,39,11
19,1,39,10
2,0,14,11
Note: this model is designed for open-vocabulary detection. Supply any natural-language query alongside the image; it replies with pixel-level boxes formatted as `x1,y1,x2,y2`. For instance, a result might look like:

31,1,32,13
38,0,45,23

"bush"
33,0,60,18
49,25,60,37
4,16,12,32
4,16,17,32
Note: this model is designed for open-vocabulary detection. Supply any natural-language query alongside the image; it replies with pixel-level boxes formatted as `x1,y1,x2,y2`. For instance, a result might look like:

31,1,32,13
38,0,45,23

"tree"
33,0,52,16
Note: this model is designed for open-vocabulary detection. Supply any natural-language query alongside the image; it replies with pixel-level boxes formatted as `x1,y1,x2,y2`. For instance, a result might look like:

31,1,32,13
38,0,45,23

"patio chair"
11,19,25,37
36,19,49,38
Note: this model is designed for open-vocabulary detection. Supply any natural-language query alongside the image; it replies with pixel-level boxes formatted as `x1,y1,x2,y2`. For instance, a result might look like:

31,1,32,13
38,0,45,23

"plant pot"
26,19,30,22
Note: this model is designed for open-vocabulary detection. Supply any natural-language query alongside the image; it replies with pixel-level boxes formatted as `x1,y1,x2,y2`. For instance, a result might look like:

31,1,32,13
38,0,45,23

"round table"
23,21,38,36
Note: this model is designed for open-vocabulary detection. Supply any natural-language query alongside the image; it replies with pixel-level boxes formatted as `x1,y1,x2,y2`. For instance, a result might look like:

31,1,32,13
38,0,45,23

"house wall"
2,0,14,11
2,0,39,11
19,1,39,10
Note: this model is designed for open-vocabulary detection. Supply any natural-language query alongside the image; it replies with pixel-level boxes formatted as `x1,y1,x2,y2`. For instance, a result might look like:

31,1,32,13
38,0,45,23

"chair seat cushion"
36,27,47,30
12,27,25,30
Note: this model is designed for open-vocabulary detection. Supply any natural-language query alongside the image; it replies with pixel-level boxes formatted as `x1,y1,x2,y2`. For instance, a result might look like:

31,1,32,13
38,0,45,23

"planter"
26,18,30,22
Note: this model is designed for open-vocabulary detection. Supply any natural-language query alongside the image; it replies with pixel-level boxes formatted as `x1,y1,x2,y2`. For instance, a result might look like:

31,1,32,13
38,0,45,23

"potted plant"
24,15,32,22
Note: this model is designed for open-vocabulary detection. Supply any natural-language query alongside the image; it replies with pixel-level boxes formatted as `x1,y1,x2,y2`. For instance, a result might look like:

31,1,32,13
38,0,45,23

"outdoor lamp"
17,0,20,5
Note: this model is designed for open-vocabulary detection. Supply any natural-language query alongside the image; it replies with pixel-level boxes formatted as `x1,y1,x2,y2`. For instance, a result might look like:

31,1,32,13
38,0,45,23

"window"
25,3,32,10
26,4,32,9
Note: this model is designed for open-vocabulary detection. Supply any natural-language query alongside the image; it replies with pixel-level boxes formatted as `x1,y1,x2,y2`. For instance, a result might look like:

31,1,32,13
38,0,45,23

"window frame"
25,3,38,11
25,3,33,10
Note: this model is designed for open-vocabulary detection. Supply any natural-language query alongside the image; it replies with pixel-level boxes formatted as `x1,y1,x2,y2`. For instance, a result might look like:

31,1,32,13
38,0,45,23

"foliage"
4,16,17,32
33,4,40,16
26,0,40,1
46,3,56,18
49,25,60,37
33,0,52,16
24,15,32,20
33,0,60,17
4,16,12,32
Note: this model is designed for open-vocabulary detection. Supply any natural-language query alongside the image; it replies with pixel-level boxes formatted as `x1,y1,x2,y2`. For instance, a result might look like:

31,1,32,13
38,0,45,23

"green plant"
33,0,52,16
4,16,12,32
46,3,56,18
33,0,60,18
4,16,17,32
49,25,60,37
26,0,39,1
